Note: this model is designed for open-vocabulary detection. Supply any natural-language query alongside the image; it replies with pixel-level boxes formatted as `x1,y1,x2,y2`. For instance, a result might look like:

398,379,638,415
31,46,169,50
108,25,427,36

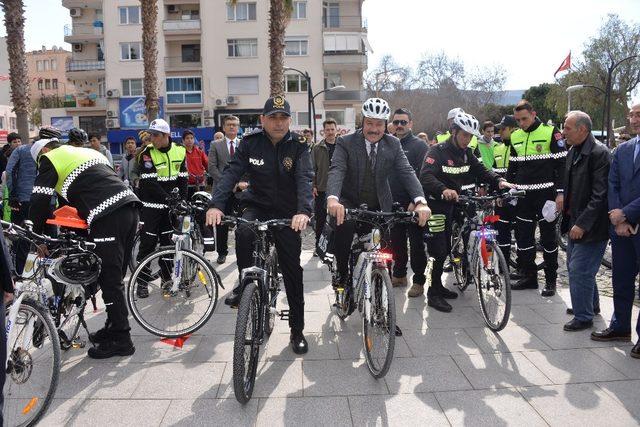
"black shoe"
510,269,526,280
428,295,452,313
89,326,111,344
631,341,640,359
87,336,135,359
566,306,600,316
224,291,241,307
217,255,226,264
441,288,458,300
512,276,538,290
541,283,556,297
136,284,149,298
563,318,593,331
395,325,403,337
290,330,308,354
591,327,632,342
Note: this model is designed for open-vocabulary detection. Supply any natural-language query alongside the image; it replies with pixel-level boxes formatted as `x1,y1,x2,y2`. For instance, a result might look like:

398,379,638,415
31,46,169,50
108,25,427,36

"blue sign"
107,126,217,153
119,97,165,129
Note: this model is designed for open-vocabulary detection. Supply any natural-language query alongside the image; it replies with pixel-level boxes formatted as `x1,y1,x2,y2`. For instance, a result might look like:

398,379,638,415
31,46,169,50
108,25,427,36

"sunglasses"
392,120,408,126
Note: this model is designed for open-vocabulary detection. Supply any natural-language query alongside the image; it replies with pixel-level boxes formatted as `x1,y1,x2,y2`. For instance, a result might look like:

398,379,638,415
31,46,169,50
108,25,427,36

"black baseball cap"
262,95,291,117
495,115,518,130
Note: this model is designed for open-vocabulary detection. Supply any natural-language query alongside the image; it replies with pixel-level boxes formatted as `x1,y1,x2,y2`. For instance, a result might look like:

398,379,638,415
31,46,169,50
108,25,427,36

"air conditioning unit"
203,109,213,118
215,98,227,107
226,96,239,105
69,8,82,18
106,89,120,98
107,110,117,118
106,118,120,129
167,5,178,13
204,119,213,127
72,43,83,52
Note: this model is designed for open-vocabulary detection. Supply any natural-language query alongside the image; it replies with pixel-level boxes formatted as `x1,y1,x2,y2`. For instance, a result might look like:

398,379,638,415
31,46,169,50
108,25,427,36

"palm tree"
1,0,30,141
268,0,293,97
140,0,159,122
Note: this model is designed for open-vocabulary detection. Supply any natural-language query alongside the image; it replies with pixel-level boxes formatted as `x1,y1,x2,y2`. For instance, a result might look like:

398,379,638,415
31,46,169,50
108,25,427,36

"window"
169,113,201,129
9,117,16,130
181,44,201,63
52,79,58,90
291,1,307,19
285,38,308,56
285,74,308,93
36,60,43,72
0,117,4,129
79,116,107,137
122,79,144,97
45,79,51,90
51,59,57,71
227,39,257,58
325,110,345,125
228,76,259,95
166,77,202,104
323,2,340,28
43,60,50,71
324,72,342,89
119,6,141,24
37,79,43,90
297,112,309,126
120,42,142,60
226,2,256,21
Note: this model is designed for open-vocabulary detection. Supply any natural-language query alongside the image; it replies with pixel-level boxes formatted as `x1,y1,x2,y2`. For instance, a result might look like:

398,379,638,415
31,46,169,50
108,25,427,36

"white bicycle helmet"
362,98,391,120
447,107,465,120
452,112,481,137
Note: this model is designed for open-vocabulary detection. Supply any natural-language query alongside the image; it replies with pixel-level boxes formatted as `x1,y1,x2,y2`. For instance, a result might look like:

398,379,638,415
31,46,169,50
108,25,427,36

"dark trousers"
216,197,236,257
11,201,30,275
424,199,453,297
514,190,558,282
0,298,4,425
137,207,173,281
609,232,640,337
314,192,328,246
90,204,139,336
333,220,374,284
390,222,427,285
235,208,305,331
495,202,515,256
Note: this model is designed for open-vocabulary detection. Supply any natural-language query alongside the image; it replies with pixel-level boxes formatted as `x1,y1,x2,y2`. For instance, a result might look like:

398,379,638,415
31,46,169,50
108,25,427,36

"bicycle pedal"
279,309,290,321
71,339,86,349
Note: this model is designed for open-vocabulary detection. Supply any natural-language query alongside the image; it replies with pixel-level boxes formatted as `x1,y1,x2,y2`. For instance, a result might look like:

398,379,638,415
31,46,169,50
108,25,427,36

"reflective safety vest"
43,146,109,197
148,143,186,181
492,143,510,174
510,125,554,158
476,140,496,170
437,131,478,148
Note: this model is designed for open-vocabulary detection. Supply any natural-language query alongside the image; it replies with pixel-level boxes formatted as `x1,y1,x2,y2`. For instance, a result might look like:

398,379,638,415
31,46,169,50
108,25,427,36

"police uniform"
438,131,478,149
210,96,313,333
492,115,518,256
30,144,140,347
506,118,566,291
420,137,503,303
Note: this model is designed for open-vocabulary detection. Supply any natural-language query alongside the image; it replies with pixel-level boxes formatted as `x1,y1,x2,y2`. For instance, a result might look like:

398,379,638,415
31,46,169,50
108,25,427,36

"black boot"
88,335,135,359
224,283,242,307
290,329,308,354
510,269,526,280
89,321,112,345
541,281,556,297
512,275,538,290
428,295,452,313
441,287,459,299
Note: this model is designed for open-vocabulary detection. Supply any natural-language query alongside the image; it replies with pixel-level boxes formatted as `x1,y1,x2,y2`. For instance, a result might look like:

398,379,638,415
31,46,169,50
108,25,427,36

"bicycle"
127,190,222,338
320,207,416,379
222,216,287,404
451,190,525,331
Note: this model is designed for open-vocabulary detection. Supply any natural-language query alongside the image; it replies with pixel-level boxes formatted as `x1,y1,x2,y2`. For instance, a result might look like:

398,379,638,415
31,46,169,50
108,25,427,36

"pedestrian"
214,131,224,142
89,133,114,166
493,115,519,256
592,103,640,358
560,111,610,331
475,121,498,169
183,129,208,198
312,118,339,253
0,132,21,174
118,136,138,189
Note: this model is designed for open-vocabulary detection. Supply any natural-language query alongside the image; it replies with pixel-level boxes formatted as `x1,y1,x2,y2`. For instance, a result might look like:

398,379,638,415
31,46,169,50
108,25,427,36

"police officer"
493,115,518,257
29,138,140,359
136,118,188,298
421,112,514,312
206,96,313,354
437,107,478,150
507,100,566,296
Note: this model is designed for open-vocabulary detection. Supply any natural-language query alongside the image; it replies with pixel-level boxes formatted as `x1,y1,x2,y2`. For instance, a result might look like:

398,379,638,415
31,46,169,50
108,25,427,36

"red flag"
554,52,571,77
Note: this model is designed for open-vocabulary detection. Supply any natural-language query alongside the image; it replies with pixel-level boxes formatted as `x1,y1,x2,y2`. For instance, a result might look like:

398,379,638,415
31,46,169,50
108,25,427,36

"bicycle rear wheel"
3,299,61,427
128,231,141,274
601,241,612,269
127,248,220,338
233,281,261,404
362,267,395,378
476,240,512,331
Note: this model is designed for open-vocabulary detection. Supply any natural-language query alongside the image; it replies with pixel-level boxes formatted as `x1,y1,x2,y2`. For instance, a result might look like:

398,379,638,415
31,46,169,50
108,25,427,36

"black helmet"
39,126,62,140
68,128,88,145
191,191,212,210
48,252,101,286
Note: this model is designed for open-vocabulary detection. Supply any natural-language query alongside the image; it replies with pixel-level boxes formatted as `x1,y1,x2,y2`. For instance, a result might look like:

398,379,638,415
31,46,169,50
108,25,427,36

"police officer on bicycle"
206,96,313,354
420,112,514,313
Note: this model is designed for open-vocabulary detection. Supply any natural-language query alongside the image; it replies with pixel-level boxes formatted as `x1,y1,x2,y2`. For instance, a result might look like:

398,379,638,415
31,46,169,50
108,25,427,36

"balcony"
323,89,366,102
164,56,202,72
163,19,201,39
322,15,367,32
64,23,103,43
64,94,107,111
62,0,101,8
323,32,368,71
66,60,105,78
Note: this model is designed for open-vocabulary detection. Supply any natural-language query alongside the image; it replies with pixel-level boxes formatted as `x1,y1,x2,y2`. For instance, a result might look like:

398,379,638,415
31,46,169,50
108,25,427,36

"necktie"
369,143,377,171
229,141,235,157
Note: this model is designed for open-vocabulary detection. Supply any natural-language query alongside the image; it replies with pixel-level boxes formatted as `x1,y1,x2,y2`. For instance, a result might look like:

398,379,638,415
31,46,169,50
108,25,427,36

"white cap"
447,107,465,120
148,118,170,134
31,138,53,162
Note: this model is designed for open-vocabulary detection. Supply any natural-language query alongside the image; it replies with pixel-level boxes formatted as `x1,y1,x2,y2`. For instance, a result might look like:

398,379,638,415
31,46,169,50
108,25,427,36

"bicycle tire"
450,223,471,292
4,299,61,427
264,247,279,336
362,268,395,379
232,281,261,404
127,247,220,338
128,231,141,274
601,241,612,269
476,241,512,331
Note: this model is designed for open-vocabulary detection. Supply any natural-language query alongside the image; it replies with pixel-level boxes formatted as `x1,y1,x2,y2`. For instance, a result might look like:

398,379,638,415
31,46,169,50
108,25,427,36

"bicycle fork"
5,292,33,369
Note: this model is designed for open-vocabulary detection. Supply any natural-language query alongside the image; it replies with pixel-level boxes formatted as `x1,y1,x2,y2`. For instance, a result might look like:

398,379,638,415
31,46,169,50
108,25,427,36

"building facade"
46,0,369,145
27,46,74,104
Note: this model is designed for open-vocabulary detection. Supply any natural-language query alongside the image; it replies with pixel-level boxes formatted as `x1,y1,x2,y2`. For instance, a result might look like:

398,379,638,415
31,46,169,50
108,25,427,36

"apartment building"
26,46,74,104
45,0,368,146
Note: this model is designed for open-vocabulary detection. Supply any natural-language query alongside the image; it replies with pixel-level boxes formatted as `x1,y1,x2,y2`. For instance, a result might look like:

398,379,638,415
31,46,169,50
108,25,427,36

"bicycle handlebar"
1,220,94,250
457,189,526,203
220,216,292,228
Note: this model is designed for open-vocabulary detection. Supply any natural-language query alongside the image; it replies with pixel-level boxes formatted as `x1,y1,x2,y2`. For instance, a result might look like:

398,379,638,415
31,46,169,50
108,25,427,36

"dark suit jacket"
609,136,640,228
561,134,611,242
326,130,424,211
208,138,234,192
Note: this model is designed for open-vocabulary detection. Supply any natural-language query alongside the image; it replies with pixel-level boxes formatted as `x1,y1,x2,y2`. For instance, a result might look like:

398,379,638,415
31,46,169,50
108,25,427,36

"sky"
0,0,638,101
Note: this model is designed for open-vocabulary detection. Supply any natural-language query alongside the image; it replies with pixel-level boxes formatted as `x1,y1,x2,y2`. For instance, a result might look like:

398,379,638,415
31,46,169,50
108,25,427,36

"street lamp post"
310,85,345,142
566,84,606,139
283,66,312,135
603,54,638,146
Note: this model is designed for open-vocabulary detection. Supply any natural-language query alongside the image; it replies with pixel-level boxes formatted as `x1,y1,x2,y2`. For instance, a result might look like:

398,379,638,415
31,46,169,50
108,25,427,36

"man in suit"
208,115,247,264
327,98,431,322
592,103,640,358
560,111,610,331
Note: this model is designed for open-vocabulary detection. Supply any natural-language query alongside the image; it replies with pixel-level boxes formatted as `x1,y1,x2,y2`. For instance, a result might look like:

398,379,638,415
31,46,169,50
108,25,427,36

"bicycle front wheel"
3,299,61,427
476,240,512,331
127,248,220,338
362,267,396,378
233,281,261,404
128,231,141,274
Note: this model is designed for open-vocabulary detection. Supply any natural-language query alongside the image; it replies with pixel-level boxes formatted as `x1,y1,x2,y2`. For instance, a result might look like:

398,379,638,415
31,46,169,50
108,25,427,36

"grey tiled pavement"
36,234,640,426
